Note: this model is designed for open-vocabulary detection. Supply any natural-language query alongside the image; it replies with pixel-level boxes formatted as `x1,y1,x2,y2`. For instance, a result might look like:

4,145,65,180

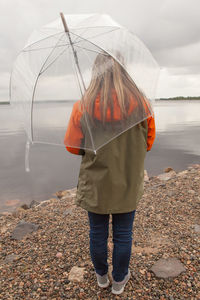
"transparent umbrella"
10,13,160,172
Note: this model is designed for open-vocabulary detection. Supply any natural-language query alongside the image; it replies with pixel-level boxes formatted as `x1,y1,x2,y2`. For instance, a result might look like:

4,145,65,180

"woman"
64,53,155,295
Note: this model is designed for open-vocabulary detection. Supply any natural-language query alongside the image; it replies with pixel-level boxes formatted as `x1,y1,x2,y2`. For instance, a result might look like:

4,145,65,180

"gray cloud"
0,0,200,100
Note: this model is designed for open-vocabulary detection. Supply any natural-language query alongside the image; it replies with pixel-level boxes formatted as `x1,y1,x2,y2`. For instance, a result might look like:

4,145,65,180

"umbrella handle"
60,12,69,32
25,140,31,172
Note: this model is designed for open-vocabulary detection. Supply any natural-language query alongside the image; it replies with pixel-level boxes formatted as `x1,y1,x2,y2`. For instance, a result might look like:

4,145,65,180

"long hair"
81,52,147,124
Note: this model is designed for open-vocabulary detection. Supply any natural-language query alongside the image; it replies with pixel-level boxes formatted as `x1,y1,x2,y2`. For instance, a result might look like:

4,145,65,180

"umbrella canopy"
10,13,160,155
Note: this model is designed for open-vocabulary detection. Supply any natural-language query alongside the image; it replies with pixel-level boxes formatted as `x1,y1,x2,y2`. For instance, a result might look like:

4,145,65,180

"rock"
19,281,24,288
54,189,77,200
70,187,77,194
63,208,73,216
167,190,175,197
12,207,27,218
55,190,68,199
56,252,63,258
188,190,195,195
0,211,12,217
144,170,149,182
20,204,29,210
37,199,51,207
132,270,136,277
157,171,176,181
164,167,174,173
11,220,39,240
139,269,146,275
2,254,20,264
177,170,188,177
68,266,85,282
29,200,40,208
1,225,9,234
193,224,200,234
150,258,186,278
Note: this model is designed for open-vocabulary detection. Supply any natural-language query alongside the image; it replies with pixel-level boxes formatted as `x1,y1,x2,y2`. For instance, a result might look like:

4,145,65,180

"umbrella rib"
39,44,71,75
22,31,64,51
22,33,83,52
68,25,120,30
71,29,124,64
71,27,120,41
38,33,85,75
39,27,120,74
70,28,142,94
70,27,119,47
73,44,108,55
75,27,119,43
22,27,118,52
30,33,66,141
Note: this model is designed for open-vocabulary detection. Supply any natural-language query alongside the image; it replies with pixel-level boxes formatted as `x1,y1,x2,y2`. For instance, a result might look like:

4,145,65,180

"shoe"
95,272,110,288
111,269,131,295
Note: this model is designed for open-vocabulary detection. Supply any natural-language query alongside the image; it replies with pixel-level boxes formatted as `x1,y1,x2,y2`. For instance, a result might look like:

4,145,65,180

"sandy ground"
0,165,199,299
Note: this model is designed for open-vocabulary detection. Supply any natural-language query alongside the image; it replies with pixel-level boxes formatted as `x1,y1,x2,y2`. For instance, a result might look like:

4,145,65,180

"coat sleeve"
64,102,85,155
146,116,156,151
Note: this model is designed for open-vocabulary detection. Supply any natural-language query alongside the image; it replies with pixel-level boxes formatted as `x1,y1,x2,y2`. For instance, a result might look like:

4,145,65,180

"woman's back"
76,117,148,214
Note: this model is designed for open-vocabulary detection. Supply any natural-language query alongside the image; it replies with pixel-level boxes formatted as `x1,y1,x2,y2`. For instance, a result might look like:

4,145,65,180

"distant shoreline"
1,97,200,105
156,96,200,101
0,102,10,105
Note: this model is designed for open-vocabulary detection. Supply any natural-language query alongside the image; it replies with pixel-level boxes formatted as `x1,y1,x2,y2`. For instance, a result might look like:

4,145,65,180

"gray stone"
0,212,12,217
12,208,27,218
29,200,40,208
20,204,29,210
177,170,188,177
37,199,51,207
68,266,85,282
11,220,39,240
194,224,200,234
150,258,186,278
157,171,176,181
188,190,195,195
164,167,174,173
167,190,175,197
63,208,73,216
3,254,20,264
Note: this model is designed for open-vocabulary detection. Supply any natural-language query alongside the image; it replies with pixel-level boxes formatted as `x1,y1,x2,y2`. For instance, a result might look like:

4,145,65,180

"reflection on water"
0,100,200,212
3,99,200,133
154,100,200,132
153,100,200,157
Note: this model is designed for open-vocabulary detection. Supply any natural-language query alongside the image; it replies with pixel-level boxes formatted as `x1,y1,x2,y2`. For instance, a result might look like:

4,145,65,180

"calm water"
0,100,200,212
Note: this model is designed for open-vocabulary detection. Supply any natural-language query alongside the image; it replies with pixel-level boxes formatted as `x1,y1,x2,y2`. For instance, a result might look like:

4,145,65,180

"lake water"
0,100,200,212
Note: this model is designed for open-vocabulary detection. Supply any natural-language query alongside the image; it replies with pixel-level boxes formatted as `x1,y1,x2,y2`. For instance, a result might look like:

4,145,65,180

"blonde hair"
81,52,146,123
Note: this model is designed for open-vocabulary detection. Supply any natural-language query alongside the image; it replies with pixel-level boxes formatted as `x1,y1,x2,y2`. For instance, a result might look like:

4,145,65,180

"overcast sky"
0,0,200,101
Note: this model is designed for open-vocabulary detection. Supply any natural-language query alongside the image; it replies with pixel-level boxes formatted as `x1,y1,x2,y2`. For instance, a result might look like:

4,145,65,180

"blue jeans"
88,210,136,282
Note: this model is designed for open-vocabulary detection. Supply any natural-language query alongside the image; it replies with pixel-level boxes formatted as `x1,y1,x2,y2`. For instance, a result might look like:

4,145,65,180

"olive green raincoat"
75,120,148,214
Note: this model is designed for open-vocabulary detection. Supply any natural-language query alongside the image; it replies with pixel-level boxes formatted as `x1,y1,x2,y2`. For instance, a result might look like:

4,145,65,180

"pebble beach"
0,165,199,299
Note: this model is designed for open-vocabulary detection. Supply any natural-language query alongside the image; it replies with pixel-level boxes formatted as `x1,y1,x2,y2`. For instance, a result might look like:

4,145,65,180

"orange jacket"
64,94,156,154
